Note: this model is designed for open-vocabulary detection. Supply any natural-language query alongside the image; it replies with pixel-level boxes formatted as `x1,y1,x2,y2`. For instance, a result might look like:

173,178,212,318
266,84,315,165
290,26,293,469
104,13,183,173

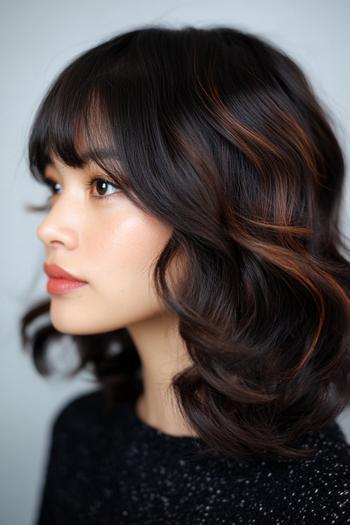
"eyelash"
43,175,121,201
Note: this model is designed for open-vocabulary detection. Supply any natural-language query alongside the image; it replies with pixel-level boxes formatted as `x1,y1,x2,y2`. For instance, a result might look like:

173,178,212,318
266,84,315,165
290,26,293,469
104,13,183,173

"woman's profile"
20,24,350,524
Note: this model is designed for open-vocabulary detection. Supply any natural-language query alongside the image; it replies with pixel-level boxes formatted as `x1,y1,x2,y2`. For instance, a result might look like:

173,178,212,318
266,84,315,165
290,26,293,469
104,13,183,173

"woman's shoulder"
50,387,110,435
199,422,350,523
235,422,350,523
291,422,350,521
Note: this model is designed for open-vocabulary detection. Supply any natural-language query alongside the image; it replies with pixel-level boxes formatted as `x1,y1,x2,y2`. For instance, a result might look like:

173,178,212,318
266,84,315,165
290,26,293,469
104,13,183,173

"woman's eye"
43,176,121,200
87,177,121,198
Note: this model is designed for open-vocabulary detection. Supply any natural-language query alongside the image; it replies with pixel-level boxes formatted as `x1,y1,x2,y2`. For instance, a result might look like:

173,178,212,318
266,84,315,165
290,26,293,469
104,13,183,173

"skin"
37,153,197,437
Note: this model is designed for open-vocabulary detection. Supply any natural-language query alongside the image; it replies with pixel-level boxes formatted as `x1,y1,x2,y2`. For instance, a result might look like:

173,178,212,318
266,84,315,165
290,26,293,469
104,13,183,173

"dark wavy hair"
20,23,350,463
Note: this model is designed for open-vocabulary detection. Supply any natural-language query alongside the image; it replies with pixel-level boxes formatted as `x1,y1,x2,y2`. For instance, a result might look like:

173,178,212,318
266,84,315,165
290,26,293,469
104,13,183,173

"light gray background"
1,1,350,524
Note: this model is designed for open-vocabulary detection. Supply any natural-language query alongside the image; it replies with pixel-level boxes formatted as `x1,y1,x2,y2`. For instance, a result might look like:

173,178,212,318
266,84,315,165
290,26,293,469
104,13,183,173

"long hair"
20,24,350,462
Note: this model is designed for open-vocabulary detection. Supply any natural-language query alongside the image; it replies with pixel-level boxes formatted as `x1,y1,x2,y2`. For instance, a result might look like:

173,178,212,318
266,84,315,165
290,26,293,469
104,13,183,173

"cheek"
88,211,173,303
48,208,178,335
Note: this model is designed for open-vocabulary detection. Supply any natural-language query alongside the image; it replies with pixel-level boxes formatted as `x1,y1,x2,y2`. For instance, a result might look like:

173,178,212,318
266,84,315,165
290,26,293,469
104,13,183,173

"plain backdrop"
1,1,350,524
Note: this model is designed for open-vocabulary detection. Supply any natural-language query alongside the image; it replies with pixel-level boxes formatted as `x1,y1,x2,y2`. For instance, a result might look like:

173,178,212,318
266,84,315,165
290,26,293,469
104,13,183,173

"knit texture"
35,388,350,524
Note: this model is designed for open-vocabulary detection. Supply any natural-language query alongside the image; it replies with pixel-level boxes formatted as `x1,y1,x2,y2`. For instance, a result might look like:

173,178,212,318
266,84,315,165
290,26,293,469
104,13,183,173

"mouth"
43,262,88,296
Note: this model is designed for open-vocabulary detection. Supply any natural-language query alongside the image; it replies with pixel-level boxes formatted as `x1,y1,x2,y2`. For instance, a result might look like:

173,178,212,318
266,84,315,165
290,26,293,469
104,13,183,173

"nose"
36,202,79,250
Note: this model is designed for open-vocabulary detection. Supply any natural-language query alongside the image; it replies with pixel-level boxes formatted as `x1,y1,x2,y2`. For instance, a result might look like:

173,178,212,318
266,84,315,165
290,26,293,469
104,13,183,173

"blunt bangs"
28,55,134,192
27,28,179,212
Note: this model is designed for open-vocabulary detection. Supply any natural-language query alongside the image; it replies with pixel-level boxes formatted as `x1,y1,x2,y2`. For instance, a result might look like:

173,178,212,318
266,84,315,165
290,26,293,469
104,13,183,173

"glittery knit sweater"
35,388,350,525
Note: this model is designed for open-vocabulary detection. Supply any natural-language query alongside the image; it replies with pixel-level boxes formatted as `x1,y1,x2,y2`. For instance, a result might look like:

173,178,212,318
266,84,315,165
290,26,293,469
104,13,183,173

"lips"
43,262,87,283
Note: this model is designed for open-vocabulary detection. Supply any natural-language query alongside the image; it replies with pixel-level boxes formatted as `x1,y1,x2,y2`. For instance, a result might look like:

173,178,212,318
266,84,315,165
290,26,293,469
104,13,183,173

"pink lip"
43,262,86,282
43,263,88,296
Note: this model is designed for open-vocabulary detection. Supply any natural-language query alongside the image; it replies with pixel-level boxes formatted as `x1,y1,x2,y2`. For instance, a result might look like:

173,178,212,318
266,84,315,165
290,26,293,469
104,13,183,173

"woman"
21,24,350,524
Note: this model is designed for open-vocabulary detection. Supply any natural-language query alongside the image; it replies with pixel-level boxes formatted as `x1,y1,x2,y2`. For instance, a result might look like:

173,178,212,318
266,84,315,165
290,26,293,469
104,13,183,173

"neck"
127,311,198,438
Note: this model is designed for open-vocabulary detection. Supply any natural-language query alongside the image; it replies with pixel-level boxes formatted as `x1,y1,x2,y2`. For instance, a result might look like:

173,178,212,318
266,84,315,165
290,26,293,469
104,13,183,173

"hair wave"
20,24,350,462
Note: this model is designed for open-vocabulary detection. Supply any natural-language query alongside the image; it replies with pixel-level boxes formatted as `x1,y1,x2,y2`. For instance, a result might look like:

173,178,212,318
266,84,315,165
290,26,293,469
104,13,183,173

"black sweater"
35,388,350,524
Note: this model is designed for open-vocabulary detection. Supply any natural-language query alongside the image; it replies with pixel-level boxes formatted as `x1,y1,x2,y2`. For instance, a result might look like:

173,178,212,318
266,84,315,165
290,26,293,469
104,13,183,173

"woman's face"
36,154,174,335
